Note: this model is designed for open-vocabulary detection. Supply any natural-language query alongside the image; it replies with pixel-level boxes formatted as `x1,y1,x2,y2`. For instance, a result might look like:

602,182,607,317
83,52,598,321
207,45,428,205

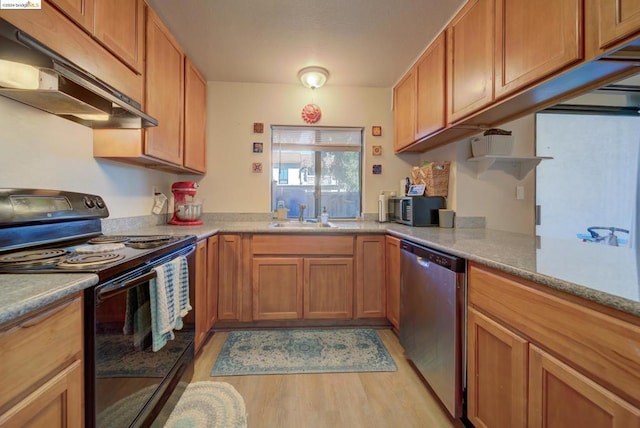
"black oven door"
84,245,196,428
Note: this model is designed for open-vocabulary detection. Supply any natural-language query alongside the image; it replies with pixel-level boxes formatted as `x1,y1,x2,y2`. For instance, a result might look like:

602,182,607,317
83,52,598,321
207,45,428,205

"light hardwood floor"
192,328,460,428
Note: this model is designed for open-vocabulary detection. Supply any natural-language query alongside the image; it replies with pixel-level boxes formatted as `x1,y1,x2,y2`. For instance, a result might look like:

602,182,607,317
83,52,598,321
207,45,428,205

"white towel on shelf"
149,255,191,352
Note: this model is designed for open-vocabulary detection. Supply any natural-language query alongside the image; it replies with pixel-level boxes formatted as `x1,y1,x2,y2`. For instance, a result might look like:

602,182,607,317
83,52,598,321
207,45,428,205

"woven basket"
410,161,450,197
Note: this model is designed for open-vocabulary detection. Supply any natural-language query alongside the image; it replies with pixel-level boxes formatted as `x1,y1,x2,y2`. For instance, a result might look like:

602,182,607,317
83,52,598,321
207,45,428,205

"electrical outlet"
516,186,525,200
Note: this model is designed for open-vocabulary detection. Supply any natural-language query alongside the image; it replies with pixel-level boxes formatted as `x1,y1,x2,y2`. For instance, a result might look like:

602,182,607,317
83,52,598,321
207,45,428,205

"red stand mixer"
169,181,203,225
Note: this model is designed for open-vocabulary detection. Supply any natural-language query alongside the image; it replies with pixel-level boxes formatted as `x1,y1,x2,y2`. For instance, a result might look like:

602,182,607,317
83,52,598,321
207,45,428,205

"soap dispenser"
320,206,329,224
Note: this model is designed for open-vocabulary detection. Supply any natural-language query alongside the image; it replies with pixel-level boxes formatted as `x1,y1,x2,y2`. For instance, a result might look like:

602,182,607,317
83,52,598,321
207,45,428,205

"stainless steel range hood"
0,18,157,128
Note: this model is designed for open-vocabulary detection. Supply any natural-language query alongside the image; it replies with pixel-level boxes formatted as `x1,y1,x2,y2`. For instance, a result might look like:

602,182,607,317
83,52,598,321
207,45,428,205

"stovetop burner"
0,249,70,268
88,235,130,244
125,235,176,249
57,252,125,269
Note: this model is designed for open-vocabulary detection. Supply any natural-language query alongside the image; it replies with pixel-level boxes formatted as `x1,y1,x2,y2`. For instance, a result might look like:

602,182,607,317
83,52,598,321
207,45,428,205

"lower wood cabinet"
251,234,356,321
304,257,353,319
252,257,304,320
528,344,640,427
467,262,640,427
206,236,219,330
355,235,386,318
217,234,244,321
385,235,401,329
0,296,84,427
194,239,207,352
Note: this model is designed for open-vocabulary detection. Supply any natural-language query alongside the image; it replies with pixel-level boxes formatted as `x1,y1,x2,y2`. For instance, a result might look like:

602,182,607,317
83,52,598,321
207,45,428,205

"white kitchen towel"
149,255,191,352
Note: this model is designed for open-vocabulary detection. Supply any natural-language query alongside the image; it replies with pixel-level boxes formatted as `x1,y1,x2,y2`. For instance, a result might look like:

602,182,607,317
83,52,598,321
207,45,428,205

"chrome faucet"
298,204,306,222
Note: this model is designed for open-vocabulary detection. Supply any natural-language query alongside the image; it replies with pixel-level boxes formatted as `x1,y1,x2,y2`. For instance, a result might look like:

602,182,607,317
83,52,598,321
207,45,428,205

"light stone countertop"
0,273,97,325
2,217,638,325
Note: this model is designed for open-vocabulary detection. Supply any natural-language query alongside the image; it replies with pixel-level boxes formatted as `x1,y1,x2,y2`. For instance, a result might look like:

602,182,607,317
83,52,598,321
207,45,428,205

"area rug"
210,328,397,376
165,382,247,428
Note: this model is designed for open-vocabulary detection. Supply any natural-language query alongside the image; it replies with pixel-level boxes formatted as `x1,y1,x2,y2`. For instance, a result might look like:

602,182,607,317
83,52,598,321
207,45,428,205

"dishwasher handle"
400,240,465,273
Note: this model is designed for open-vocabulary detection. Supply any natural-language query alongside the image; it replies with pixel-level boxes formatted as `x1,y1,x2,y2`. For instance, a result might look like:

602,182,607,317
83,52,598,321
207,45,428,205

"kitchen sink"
269,221,337,229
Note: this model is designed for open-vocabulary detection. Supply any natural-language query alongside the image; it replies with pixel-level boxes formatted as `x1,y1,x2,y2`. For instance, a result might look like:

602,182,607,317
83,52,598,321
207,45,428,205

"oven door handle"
97,270,157,302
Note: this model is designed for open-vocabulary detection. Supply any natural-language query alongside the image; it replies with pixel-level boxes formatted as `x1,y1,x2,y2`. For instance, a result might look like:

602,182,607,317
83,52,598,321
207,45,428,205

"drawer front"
252,234,354,256
0,296,83,412
468,263,640,407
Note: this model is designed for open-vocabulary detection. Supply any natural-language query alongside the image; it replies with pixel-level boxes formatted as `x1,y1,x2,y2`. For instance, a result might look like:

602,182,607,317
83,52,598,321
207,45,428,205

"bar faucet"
298,204,306,222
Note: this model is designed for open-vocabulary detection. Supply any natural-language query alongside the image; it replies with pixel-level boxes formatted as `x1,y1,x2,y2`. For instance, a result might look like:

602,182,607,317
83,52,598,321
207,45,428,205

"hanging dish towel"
149,255,191,352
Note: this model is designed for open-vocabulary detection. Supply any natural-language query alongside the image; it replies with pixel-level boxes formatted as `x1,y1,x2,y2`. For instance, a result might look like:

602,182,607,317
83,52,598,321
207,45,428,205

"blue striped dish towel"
149,255,191,352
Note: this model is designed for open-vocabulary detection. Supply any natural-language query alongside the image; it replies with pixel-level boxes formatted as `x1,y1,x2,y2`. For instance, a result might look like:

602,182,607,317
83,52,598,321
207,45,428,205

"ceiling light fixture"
298,66,329,89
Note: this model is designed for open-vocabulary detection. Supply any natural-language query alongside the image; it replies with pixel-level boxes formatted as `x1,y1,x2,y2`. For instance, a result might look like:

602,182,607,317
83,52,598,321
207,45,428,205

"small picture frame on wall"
372,145,382,156
253,142,263,153
253,122,264,133
252,162,263,173
372,126,382,136
372,164,382,175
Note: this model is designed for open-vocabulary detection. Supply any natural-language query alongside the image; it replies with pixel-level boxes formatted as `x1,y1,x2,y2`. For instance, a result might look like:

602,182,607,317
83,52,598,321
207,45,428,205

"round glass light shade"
298,66,329,89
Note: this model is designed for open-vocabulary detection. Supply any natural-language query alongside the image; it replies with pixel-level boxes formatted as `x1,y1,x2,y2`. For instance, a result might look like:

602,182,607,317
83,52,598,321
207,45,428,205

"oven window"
93,278,194,425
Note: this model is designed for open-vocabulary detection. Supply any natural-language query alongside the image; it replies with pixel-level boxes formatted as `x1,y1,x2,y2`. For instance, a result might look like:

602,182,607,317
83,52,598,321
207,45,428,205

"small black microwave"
388,196,446,226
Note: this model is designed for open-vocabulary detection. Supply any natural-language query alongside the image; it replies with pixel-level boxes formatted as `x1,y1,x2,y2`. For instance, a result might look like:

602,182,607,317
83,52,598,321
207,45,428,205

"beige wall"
420,114,536,234
0,84,537,234
0,97,178,218
199,82,420,215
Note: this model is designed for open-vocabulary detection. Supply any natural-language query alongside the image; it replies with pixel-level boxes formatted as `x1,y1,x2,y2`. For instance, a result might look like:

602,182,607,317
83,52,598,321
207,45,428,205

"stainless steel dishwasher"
399,240,466,419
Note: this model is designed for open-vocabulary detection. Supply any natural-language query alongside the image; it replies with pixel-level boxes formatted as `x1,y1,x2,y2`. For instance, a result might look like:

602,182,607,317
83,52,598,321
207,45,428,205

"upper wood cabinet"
47,0,94,32
145,6,184,166
393,30,446,152
494,0,582,99
393,70,416,151
94,0,144,73
93,4,207,174
416,31,447,140
48,0,144,74
184,58,208,173
447,0,494,123
598,0,640,48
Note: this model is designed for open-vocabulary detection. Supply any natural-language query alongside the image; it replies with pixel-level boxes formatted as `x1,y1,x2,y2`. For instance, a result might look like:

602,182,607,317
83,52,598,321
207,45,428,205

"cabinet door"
206,236,219,331
385,235,401,329
218,234,242,320
393,69,416,151
94,0,144,73
355,235,386,318
467,307,528,428
194,240,208,352
0,360,83,427
447,0,494,123
598,0,640,48
529,345,640,427
304,258,354,319
145,6,184,165
252,257,304,320
48,0,94,32
495,0,582,99
184,58,208,173
416,31,446,140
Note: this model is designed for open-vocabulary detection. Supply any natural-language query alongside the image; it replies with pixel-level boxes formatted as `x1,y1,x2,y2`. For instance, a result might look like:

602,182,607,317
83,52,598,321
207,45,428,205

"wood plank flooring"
191,328,460,428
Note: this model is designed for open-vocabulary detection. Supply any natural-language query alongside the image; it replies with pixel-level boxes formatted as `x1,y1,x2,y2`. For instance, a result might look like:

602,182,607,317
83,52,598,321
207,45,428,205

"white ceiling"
145,0,465,88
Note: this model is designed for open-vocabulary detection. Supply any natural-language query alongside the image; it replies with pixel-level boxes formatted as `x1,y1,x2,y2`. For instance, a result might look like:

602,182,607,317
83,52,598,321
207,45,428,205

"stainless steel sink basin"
269,221,337,229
